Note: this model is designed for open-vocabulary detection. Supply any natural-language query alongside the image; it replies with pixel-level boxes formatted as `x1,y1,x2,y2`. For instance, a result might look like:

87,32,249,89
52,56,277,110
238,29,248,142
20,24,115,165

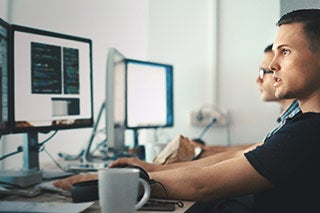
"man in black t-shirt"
55,9,320,213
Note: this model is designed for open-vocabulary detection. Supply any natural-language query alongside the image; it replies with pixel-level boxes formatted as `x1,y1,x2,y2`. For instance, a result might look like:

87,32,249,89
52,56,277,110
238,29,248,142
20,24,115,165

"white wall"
147,0,281,146
0,0,283,169
146,0,218,142
281,0,320,15
217,0,280,145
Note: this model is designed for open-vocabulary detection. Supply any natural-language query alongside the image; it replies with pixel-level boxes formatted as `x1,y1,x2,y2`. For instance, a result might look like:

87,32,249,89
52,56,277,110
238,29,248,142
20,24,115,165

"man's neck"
279,99,296,113
298,91,320,113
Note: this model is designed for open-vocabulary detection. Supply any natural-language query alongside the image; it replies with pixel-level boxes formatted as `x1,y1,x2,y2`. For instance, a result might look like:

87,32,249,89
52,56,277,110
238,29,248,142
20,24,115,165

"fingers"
109,157,136,168
53,178,73,190
53,173,98,190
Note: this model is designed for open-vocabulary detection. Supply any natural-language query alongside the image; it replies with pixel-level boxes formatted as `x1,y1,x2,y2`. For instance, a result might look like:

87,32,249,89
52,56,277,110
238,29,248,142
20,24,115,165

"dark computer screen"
125,59,174,129
0,18,10,134
11,25,94,133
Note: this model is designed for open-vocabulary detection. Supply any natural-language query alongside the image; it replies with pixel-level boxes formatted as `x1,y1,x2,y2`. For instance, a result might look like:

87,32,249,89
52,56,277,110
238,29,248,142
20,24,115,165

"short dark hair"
264,44,273,53
277,9,320,52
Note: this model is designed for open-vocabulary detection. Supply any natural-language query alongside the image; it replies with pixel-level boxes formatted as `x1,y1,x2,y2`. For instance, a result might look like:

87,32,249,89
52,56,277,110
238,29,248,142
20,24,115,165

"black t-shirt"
245,112,320,213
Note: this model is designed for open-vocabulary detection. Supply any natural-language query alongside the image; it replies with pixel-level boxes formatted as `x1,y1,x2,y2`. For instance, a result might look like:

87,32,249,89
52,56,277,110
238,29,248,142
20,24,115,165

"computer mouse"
71,179,99,203
192,138,206,145
112,164,150,182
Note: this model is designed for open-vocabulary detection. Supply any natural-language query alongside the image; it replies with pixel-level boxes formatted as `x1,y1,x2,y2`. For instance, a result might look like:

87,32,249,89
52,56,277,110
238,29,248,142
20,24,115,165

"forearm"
149,153,272,201
199,144,254,158
149,166,205,201
151,148,246,172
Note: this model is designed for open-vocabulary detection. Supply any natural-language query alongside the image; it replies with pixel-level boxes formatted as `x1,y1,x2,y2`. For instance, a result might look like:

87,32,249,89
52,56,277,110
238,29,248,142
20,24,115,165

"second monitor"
106,48,174,152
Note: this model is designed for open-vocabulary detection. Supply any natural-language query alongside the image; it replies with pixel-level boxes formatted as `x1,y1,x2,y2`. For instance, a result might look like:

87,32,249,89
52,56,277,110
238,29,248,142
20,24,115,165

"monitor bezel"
0,18,11,135
124,58,174,130
10,24,94,133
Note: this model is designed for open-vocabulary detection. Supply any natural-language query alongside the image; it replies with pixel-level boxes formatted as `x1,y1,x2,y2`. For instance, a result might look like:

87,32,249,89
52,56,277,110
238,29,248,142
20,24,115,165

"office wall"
0,0,8,19
144,0,217,143
216,0,280,145
147,0,280,146
281,0,320,15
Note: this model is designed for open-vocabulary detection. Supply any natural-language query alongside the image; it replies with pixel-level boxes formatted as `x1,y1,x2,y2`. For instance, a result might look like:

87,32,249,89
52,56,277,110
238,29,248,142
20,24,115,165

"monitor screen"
105,48,174,151
0,18,10,134
11,25,93,133
125,59,174,129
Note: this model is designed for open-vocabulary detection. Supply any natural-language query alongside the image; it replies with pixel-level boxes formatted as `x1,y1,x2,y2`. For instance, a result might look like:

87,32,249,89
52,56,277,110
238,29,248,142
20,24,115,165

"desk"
2,191,193,212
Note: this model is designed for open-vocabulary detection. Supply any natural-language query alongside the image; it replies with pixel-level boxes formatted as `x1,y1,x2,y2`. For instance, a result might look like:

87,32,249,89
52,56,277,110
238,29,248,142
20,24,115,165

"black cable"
0,146,23,161
43,147,70,172
38,130,58,149
0,131,58,161
149,180,184,208
197,117,217,140
150,179,169,199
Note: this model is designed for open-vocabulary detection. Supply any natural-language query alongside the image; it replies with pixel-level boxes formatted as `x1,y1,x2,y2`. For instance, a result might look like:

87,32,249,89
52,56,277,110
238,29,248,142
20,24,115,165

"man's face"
257,51,277,102
270,23,320,102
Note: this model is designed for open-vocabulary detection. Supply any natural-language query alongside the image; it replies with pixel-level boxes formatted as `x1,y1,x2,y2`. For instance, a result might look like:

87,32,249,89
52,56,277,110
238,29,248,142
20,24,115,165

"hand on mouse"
109,157,157,172
53,173,98,190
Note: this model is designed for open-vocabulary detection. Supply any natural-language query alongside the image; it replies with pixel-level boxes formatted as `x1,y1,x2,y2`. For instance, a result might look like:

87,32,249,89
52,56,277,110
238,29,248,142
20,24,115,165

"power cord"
149,180,184,208
193,117,217,145
197,117,217,140
0,146,23,161
38,130,58,150
43,147,70,172
0,131,58,161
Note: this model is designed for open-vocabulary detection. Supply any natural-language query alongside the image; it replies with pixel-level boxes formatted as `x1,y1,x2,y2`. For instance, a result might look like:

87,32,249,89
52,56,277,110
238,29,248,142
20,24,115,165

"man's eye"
281,49,290,55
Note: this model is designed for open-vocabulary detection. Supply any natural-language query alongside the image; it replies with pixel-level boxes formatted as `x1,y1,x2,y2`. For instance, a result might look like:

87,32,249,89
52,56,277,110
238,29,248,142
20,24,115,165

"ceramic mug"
98,168,150,213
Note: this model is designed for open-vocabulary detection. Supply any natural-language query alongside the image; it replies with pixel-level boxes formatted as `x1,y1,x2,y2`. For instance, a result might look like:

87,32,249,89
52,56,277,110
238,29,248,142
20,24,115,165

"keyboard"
35,181,71,196
66,160,113,173
139,200,176,211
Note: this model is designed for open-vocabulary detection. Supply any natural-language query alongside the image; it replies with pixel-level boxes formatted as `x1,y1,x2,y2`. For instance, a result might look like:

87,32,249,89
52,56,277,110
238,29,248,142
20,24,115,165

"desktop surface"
2,189,193,212
1,162,193,212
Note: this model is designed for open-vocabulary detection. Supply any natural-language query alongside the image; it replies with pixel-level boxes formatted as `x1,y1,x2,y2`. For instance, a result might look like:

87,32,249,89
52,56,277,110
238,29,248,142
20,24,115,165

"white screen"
126,62,169,128
13,28,93,129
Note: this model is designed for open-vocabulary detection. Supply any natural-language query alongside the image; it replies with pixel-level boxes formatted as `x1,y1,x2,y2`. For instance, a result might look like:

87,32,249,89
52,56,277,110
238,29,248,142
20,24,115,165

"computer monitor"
11,24,93,133
83,48,127,163
105,48,174,152
0,18,10,135
105,48,126,151
125,59,174,146
125,59,174,129
2,24,94,186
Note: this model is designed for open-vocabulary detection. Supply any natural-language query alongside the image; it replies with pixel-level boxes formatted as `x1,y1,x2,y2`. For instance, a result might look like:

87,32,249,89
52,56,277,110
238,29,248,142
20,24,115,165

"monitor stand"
0,132,42,187
83,102,126,164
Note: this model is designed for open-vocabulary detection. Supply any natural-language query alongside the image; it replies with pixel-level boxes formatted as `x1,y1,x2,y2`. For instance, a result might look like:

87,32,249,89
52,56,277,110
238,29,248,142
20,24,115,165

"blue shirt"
264,100,301,140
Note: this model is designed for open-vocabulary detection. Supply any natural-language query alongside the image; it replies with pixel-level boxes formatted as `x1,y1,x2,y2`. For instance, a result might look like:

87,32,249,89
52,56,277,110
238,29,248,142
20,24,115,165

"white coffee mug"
98,168,151,213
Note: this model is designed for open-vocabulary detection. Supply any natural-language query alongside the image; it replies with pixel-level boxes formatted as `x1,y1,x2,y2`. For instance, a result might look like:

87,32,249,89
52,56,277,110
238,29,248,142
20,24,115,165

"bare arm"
199,143,255,158
54,142,263,190
149,154,273,201
110,142,262,172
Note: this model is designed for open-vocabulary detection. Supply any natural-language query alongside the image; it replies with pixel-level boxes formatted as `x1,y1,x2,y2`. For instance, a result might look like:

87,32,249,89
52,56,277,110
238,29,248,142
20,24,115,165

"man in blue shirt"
194,43,300,158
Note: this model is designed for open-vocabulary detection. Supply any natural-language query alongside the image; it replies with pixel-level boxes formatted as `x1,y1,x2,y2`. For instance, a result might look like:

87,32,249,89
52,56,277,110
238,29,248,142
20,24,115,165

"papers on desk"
0,201,94,213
